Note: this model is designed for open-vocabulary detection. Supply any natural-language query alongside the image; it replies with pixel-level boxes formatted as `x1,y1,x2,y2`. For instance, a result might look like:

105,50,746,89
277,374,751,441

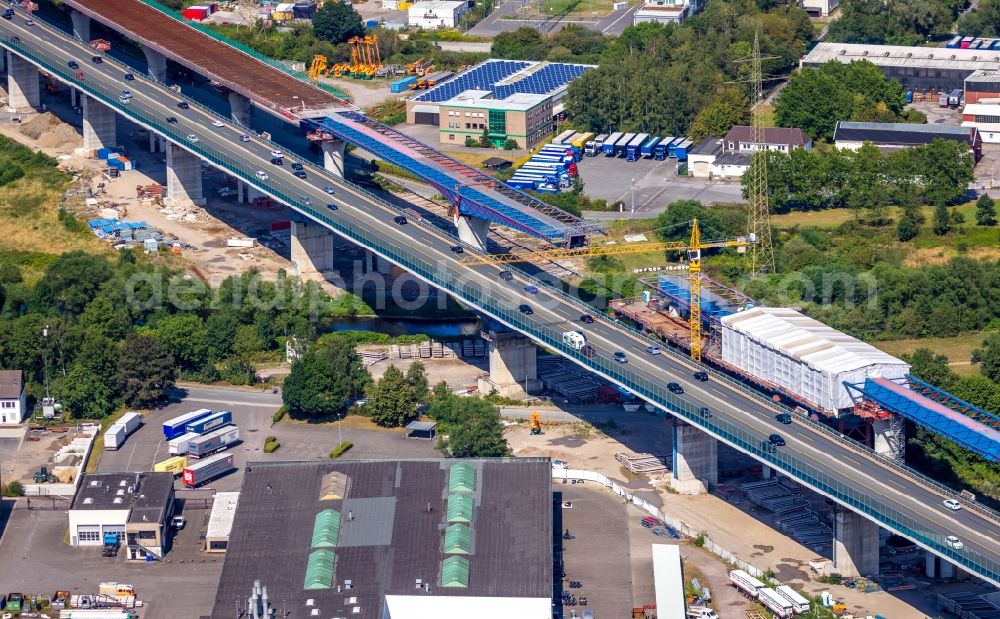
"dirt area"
0,90,300,285
259,350,488,388
0,425,90,485
506,417,970,619
320,76,397,111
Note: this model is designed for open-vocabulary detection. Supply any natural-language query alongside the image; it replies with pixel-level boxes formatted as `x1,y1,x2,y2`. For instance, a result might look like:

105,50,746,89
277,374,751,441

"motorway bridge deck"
2,5,1000,586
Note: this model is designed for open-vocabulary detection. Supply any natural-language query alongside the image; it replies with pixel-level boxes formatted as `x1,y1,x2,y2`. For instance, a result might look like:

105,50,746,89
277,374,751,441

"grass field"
874,331,988,377
537,0,631,16
770,209,854,228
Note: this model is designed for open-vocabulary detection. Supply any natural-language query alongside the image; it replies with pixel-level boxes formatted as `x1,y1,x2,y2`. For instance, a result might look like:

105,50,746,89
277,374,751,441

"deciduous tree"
282,336,370,420
116,333,175,408
313,1,364,45
367,365,415,427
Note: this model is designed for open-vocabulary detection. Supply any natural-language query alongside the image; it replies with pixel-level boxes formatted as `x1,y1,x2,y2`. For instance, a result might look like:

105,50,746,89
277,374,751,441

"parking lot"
575,152,744,214
97,387,439,492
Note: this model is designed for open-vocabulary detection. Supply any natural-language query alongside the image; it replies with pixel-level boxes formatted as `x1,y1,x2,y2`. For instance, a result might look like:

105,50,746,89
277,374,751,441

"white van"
562,331,586,350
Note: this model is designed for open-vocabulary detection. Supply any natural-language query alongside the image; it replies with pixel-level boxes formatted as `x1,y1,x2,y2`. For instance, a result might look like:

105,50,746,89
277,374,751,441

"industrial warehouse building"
210,459,553,619
406,59,594,149
68,472,176,560
205,491,240,552
407,0,469,29
687,127,811,178
833,121,982,160
801,43,1000,92
721,307,910,414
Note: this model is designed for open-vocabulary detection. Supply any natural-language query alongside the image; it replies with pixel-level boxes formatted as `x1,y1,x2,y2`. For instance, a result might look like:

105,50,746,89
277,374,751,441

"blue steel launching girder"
844,376,1000,462
301,113,599,244
904,374,1000,429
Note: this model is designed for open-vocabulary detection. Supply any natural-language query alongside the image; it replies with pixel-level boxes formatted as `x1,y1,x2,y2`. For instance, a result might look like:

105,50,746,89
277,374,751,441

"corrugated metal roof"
803,42,1000,71
966,69,1000,83
721,307,906,373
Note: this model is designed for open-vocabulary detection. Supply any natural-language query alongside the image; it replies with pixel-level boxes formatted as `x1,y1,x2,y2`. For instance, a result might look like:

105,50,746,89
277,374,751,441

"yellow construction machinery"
530,412,542,435
459,219,751,363
308,54,328,80
345,35,382,79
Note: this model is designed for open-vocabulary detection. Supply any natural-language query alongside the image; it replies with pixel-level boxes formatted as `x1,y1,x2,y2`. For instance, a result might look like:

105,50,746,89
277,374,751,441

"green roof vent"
446,493,473,523
311,509,341,548
304,549,336,590
449,463,475,493
441,555,470,588
443,523,472,554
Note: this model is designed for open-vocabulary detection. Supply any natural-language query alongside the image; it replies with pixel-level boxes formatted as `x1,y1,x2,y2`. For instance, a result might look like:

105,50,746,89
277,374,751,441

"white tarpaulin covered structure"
721,307,910,414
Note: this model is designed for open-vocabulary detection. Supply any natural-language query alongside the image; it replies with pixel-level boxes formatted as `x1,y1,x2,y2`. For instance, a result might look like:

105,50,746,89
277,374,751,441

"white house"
408,0,468,29
688,126,812,179
0,370,26,424
800,0,838,17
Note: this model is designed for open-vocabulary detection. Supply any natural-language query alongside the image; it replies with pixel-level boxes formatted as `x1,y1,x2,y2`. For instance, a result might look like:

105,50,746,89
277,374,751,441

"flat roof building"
407,59,594,148
834,121,982,159
69,472,176,560
408,0,468,29
801,43,1000,91
211,458,553,619
206,491,240,552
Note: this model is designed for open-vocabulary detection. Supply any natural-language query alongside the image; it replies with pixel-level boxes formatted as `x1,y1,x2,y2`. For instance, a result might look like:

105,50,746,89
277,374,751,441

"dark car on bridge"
693,371,709,382
293,170,307,179
498,270,513,281
166,116,178,124
518,304,533,315
393,215,407,225
2,9,13,19
580,314,594,324
775,413,792,425
68,60,79,69
581,344,595,358
177,101,189,109
90,55,102,64
667,382,683,394
270,157,283,165
326,203,338,211
449,245,463,254
124,73,135,81
768,434,786,447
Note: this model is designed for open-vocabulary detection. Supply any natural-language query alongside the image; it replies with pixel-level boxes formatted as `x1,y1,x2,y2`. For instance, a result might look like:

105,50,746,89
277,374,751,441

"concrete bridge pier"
70,9,91,42
81,95,117,151
142,46,167,83
290,219,335,275
670,421,718,494
363,249,391,275
477,330,541,399
455,214,490,251
320,139,345,179
832,508,879,577
6,51,39,111
165,142,205,206
871,416,905,461
228,92,251,126
925,551,961,579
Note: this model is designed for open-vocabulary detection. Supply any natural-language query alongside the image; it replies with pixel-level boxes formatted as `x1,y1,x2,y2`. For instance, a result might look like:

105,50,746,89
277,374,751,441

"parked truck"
168,431,202,456
602,132,623,156
185,410,232,435
153,455,188,476
188,426,240,459
590,133,608,155
104,412,142,450
625,133,649,161
615,132,636,157
948,88,963,108
640,135,662,158
162,408,213,440
182,452,235,487
729,570,766,598
654,137,674,160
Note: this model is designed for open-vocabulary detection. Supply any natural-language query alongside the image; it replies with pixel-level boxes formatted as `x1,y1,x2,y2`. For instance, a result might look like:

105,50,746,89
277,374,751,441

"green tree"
282,336,370,420
976,194,998,226
312,1,364,45
116,333,176,408
933,202,951,235
428,394,509,457
902,348,958,390
406,361,429,405
367,365,416,427
229,324,263,385
59,363,117,419
973,334,1000,384
951,374,1000,413
31,251,113,316
896,211,918,241
918,140,974,206
153,313,209,371
688,88,751,143
491,27,547,60
958,0,1000,36
774,67,854,142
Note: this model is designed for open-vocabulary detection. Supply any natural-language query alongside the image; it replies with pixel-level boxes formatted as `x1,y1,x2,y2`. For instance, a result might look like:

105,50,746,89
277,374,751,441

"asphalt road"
4,11,1000,582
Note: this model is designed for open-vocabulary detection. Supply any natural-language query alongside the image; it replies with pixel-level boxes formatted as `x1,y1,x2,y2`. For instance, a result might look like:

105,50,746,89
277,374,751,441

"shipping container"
675,139,693,162
775,585,810,614
182,452,235,487
625,133,649,161
153,455,188,476
186,410,233,435
163,408,213,440
640,135,662,157
188,426,240,458
104,425,127,451
946,35,962,48
602,132,624,156
961,36,974,48
168,431,202,456
181,5,210,20
390,76,417,93
571,132,593,149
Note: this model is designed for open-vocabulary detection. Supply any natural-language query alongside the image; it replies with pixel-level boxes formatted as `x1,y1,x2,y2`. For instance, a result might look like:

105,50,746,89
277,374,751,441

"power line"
746,31,775,277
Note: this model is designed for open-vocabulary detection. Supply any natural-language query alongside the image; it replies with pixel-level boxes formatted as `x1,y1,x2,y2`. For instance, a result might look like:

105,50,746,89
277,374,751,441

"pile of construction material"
537,355,605,403
741,478,832,549
88,218,163,248
387,340,483,359
938,592,1000,618
615,452,669,475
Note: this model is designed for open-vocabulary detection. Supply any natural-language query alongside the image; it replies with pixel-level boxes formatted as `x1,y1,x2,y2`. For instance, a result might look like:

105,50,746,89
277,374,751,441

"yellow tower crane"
459,219,752,363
